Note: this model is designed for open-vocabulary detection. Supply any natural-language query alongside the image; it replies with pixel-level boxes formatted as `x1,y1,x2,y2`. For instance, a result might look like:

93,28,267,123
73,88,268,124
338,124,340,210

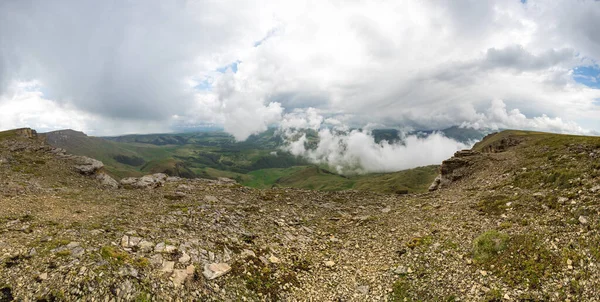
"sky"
1,0,600,173
0,0,599,137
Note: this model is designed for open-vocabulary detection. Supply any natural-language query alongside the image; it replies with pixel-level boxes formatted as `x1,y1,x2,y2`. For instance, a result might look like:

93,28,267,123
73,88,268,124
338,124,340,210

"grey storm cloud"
484,45,576,71
0,0,599,137
0,0,260,120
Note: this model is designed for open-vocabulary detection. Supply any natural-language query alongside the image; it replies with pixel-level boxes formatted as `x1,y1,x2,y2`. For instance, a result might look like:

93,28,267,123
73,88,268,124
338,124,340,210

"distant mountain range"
42,126,488,193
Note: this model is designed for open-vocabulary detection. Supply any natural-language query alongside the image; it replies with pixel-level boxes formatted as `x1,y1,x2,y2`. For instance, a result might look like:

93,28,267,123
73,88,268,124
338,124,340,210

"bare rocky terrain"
1,128,600,301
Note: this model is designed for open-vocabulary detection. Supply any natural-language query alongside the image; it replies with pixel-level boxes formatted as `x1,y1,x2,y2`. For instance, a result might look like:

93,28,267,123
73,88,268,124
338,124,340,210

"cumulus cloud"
462,99,593,135
0,0,275,121
283,129,469,174
277,108,469,174
1,0,599,139
277,104,599,174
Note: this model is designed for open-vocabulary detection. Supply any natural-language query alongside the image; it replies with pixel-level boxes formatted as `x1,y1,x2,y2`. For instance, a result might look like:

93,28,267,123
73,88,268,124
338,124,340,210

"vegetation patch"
473,230,509,262
475,195,510,215
406,235,433,249
100,246,129,263
390,279,412,302
113,154,145,166
474,232,559,289
230,254,299,300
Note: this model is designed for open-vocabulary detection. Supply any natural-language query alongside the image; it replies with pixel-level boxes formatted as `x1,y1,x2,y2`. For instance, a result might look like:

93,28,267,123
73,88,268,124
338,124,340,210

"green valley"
42,128,460,193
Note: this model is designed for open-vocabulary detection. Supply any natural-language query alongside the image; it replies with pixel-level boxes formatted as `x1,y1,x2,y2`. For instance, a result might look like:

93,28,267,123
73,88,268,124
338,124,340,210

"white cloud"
462,99,592,135
1,0,600,138
283,128,469,174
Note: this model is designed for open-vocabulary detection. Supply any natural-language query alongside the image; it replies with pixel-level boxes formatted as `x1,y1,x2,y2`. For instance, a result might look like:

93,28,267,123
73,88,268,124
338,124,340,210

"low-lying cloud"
283,129,469,174
277,108,469,174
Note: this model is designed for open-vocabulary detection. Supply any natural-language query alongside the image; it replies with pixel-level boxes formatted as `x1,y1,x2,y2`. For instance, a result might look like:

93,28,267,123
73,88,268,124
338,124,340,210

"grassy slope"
353,165,439,193
0,129,17,140
240,165,440,193
474,130,600,191
274,166,355,191
43,129,441,193
44,131,174,178
242,166,307,188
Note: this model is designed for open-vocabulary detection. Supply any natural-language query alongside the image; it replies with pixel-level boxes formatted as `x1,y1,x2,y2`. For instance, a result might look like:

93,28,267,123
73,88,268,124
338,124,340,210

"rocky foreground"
1,128,600,301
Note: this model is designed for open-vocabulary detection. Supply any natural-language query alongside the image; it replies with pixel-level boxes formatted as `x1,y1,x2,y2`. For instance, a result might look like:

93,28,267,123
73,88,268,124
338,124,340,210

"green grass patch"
390,279,413,302
474,232,559,289
100,246,129,263
473,230,509,262
406,235,433,249
475,195,510,215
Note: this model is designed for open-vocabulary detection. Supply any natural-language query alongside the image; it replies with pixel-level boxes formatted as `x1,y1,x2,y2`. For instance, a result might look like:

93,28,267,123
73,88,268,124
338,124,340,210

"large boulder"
120,173,168,189
69,155,118,188
73,156,104,175
95,172,119,189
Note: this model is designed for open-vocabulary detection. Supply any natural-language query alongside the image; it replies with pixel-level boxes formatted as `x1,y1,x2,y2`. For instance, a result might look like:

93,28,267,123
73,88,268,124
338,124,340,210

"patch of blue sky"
195,60,240,91
194,79,213,91
573,65,600,88
216,61,239,73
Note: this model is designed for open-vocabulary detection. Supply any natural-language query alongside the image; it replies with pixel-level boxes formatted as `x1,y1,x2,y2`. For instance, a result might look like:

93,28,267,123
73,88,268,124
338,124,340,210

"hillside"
3,128,600,301
44,130,440,194
44,129,309,180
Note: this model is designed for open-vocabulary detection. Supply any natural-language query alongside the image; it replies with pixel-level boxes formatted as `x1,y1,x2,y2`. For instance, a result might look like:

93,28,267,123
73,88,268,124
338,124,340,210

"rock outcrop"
51,148,119,189
429,150,480,191
14,128,38,139
472,132,523,153
120,173,168,189
72,156,104,175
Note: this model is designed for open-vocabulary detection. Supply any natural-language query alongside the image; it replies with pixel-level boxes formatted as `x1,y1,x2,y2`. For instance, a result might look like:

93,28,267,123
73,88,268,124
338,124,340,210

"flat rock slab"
203,263,231,280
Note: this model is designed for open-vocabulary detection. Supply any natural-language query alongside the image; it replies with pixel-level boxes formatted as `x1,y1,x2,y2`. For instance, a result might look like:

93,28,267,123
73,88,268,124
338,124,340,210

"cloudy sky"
1,0,600,138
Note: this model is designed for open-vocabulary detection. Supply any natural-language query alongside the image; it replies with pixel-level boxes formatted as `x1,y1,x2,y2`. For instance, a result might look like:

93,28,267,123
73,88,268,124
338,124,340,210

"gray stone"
95,172,119,189
128,236,142,247
202,263,231,280
172,269,188,287
149,254,163,267
71,247,85,257
73,156,104,175
138,240,154,253
120,173,167,189
160,261,175,273
357,285,369,294
178,252,191,263
241,249,256,258
204,195,218,202
154,242,166,253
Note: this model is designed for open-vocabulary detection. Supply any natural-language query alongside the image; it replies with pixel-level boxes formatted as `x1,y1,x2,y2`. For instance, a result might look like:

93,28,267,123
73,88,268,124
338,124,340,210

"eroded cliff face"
14,128,38,139
429,132,524,191
428,150,480,191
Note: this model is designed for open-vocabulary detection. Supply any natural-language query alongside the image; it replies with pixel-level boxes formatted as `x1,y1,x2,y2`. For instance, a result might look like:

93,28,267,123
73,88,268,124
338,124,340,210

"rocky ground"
1,128,600,301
